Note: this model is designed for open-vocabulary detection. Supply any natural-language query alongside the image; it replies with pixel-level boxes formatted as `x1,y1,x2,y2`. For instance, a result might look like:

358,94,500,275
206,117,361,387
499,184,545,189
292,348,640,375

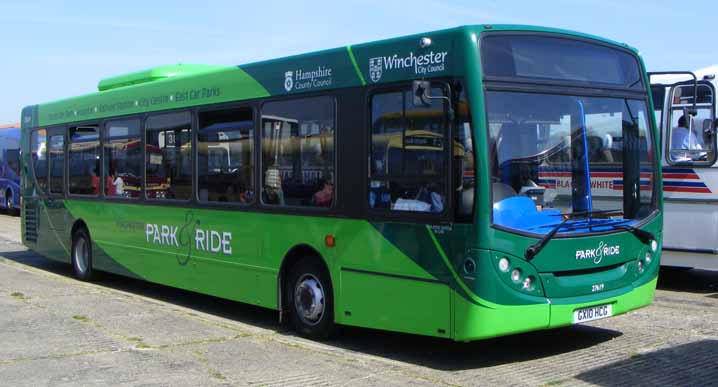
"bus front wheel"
287,258,335,339
71,228,95,281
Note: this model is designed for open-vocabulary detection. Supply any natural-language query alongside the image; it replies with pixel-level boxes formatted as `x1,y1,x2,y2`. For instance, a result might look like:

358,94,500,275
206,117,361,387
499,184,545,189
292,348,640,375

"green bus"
20,25,663,341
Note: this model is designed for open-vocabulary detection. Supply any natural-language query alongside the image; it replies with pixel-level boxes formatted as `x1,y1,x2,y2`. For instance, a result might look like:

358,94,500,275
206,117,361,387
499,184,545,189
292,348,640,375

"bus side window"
104,119,141,198
69,126,100,196
48,134,64,195
197,108,254,204
146,112,192,201
369,87,448,214
260,96,335,208
667,84,717,165
454,88,475,222
30,129,48,194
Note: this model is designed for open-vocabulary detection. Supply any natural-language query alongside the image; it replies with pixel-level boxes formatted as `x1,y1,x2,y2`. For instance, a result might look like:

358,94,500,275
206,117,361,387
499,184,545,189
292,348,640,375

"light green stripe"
346,45,366,86
96,240,277,274
425,225,493,307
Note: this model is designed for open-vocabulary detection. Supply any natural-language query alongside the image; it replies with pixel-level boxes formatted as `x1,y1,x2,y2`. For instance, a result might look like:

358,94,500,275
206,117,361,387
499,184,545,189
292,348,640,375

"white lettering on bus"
194,228,232,255
146,223,179,247
369,50,448,82
575,241,620,264
146,223,231,256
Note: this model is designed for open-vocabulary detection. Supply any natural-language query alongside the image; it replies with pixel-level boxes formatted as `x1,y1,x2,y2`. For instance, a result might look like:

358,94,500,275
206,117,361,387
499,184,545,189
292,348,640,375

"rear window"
481,35,643,89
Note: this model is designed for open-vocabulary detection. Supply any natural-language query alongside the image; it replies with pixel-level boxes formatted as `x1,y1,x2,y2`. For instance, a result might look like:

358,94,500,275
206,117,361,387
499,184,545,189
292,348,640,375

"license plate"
573,304,613,324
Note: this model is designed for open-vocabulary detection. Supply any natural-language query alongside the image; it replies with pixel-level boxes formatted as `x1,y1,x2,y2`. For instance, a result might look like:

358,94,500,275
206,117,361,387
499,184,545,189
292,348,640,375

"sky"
0,0,714,124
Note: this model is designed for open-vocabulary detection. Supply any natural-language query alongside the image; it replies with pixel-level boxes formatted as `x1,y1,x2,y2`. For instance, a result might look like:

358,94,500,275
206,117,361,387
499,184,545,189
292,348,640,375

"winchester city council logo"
369,57,383,82
284,71,294,92
368,51,448,83
576,241,620,265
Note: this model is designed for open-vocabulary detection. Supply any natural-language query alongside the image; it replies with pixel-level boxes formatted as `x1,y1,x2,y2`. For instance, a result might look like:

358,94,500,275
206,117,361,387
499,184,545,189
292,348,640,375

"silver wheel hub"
294,274,325,326
74,238,88,273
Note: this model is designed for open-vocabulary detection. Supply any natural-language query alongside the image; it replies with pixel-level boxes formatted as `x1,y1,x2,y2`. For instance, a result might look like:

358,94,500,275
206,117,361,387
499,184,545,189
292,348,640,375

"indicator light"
523,276,535,291
325,234,336,248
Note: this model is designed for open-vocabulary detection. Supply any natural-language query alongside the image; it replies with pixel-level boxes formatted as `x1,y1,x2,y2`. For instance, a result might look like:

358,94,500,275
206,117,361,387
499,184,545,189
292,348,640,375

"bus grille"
23,201,38,243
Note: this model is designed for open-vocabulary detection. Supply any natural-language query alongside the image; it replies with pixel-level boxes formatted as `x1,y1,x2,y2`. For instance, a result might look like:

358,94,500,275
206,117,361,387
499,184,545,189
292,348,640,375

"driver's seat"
497,123,539,191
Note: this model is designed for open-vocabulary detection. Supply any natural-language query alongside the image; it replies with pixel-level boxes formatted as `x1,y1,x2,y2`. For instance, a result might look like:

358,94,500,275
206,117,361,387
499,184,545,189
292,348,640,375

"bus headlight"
511,269,522,283
645,252,652,265
498,257,510,272
638,260,644,273
650,240,658,252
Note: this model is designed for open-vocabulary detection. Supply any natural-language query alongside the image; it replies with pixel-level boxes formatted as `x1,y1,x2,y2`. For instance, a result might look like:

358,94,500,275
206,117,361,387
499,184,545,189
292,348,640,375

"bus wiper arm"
525,217,569,261
525,209,623,261
611,224,654,245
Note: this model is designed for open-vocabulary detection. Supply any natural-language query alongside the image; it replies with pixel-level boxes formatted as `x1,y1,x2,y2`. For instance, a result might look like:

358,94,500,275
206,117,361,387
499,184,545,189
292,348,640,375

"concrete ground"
0,213,716,387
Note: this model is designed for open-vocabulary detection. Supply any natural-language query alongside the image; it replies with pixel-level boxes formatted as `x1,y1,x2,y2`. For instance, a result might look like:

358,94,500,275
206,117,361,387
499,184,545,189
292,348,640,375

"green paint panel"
339,269,451,338
240,47,360,95
37,67,269,126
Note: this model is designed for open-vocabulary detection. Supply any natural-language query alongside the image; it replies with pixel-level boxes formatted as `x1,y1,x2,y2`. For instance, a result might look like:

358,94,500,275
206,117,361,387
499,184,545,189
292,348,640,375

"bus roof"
22,24,640,129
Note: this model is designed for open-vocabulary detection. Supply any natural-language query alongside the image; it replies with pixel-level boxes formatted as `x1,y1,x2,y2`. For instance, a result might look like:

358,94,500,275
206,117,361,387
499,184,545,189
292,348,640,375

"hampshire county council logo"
284,71,294,91
369,57,382,82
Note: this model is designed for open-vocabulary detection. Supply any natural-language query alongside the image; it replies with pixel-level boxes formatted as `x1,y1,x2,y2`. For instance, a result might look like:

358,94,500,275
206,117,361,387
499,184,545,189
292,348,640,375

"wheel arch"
277,243,332,320
71,219,90,241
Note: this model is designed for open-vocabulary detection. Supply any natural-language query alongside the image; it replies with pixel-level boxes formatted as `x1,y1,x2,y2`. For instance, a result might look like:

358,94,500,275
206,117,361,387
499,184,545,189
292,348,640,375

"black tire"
287,258,335,339
71,228,95,281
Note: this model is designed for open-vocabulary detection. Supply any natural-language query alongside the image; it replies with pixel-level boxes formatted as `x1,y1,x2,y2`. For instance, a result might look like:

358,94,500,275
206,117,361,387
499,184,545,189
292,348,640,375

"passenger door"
662,82,718,254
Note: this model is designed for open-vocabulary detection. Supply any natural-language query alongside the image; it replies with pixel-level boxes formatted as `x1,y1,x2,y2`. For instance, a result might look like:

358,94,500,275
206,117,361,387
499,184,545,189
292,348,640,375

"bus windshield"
488,91,656,235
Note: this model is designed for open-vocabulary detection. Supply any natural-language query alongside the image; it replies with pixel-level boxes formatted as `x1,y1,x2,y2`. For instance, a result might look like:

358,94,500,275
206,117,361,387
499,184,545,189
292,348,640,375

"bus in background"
21,25,662,341
0,126,21,214
651,66,718,270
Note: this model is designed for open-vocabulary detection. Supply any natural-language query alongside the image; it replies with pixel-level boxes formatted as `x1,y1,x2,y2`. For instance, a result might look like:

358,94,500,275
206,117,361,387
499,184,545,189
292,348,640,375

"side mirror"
412,80,431,106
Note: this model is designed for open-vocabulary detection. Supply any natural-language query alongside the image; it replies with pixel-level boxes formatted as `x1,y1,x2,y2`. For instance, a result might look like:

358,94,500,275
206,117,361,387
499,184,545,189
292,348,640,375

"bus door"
352,82,465,337
661,80,718,260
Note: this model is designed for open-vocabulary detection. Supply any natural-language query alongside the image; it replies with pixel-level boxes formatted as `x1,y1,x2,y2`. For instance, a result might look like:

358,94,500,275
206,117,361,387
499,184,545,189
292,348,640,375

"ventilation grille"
23,201,38,243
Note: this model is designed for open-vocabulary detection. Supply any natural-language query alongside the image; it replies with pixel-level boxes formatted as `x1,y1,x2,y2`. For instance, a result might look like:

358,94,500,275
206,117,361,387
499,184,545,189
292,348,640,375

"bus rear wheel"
287,258,335,339
71,228,95,281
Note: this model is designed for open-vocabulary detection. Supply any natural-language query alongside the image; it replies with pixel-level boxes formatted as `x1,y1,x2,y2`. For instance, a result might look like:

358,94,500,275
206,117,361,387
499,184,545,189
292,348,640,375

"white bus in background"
651,66,718,270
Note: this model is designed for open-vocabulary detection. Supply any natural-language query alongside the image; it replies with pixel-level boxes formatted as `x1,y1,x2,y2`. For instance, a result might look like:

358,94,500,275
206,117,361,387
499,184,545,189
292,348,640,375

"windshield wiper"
611,224,654,244
525,209,623,261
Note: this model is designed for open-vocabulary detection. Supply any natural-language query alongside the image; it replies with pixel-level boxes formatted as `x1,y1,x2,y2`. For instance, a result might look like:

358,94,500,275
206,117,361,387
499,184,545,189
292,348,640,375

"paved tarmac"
0,213,716,386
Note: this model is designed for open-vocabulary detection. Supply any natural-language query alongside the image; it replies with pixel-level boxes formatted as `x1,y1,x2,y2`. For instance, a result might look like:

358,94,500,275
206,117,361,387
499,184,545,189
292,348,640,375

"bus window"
198,108,254,203
104,119,141,198
369,87,447,213
667,84,716,164
69,126,99,196
30,129,48,194
49,134,64,195
146,112,192,200
261,96,335,208
454,88,475,221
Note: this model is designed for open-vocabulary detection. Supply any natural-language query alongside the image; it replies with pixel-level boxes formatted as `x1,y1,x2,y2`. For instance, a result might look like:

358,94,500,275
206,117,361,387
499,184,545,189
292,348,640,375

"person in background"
312,178,333,207
113,171,125,196
672,115,703,150
91,168,100,195
262,168,284,205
